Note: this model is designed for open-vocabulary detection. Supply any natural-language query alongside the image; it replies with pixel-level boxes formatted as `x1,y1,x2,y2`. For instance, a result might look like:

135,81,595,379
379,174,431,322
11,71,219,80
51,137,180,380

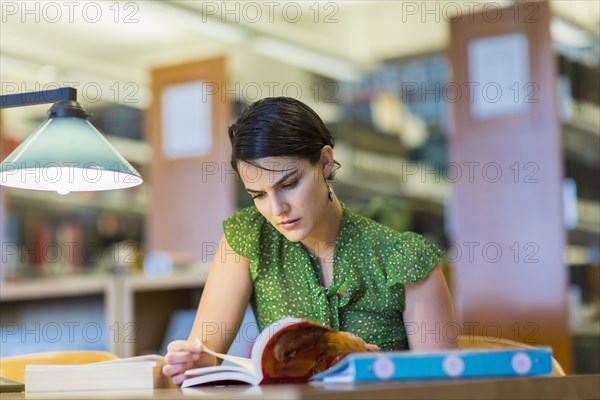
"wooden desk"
1,375,598,399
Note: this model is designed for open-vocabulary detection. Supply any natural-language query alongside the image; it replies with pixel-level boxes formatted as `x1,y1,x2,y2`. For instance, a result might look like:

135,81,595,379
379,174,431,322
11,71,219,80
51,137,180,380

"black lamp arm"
0,87,77,109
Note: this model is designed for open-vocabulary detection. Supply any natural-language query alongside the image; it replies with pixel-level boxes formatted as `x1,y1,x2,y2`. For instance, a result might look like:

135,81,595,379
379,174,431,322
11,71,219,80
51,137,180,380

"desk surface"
1,374,598,400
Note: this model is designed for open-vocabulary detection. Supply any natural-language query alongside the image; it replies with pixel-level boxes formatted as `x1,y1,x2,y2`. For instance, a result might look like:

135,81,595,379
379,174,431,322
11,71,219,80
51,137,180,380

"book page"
185,365,250,377
193,345,254,373
182,370,261,387
255,318,368,383
250,317,303,381
97,354,164,364
26,362,158,371
204,354,253,373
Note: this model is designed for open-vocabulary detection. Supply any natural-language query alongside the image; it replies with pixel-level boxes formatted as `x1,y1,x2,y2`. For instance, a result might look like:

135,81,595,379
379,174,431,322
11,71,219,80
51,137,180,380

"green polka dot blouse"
223,201,444,351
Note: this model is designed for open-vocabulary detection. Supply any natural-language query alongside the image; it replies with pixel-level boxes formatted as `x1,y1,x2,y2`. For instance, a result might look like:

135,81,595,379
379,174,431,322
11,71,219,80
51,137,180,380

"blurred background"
0,0,598,374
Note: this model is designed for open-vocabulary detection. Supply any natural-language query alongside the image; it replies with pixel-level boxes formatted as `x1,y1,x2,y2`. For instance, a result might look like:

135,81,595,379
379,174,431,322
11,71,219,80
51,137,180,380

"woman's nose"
270,194,289,216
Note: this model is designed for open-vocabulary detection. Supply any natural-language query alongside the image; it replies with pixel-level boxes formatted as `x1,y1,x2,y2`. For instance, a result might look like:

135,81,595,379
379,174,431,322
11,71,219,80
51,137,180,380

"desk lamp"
0,87,143,195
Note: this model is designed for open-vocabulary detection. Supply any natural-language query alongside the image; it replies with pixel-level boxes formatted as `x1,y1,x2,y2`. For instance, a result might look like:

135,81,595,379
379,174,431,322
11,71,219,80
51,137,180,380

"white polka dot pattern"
223,201,444,350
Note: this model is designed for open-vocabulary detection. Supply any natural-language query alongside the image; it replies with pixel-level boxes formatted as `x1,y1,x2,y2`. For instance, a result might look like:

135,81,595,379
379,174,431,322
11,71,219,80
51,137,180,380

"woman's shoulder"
344,206,444,284
224,205,264,226
223,206,273,258
344,205,418,244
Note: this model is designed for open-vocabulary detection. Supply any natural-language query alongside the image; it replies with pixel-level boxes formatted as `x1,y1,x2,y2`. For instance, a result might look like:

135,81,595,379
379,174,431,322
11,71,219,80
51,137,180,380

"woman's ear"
320,145,335,178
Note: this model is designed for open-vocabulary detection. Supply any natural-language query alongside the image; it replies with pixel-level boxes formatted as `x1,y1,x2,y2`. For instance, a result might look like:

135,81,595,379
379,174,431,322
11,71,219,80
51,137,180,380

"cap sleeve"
222,206,265,260
386,232,444,287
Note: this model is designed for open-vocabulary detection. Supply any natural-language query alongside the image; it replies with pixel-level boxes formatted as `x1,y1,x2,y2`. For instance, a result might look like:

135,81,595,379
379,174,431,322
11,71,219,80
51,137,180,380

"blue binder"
312,347,553,382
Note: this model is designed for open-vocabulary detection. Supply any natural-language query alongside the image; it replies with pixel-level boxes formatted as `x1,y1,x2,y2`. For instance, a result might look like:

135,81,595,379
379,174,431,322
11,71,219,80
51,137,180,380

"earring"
327,184,334,203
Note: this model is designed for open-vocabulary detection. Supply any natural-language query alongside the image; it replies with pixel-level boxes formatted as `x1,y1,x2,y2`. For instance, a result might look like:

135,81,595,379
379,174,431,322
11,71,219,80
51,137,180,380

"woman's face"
238,154,332,243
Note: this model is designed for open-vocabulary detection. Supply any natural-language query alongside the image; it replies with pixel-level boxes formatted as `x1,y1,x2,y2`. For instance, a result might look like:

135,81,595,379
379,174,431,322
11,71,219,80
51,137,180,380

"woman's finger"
166,340,187,352
165,350,201,364
366,343,380,352
164,358,197,374
341,331,368,346
171,373,187,386
162,362,187,377
167,340,203,353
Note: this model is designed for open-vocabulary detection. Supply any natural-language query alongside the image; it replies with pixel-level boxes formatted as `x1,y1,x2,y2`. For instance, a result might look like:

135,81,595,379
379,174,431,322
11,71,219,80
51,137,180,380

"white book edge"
25,361,157,371
97,354,164,364
182,371,261,387
185,365,251,376
25,364,155,393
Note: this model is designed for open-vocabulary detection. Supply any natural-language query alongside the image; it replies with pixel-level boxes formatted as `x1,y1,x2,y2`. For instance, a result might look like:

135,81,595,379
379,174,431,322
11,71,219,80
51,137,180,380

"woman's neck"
301,199,343,262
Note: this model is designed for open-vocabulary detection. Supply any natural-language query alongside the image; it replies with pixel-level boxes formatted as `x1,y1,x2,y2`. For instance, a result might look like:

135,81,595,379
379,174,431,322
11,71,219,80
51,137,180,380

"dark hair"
228,97,340,179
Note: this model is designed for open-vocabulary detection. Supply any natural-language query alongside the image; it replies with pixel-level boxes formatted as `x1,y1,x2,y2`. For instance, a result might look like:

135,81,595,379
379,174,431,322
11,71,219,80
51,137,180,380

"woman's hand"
339,331,380,352
162,340,217,386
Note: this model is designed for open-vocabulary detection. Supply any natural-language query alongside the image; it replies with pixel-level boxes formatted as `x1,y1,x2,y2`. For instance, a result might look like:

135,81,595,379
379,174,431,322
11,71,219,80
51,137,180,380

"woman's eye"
248,180,297,200
282,180,298,189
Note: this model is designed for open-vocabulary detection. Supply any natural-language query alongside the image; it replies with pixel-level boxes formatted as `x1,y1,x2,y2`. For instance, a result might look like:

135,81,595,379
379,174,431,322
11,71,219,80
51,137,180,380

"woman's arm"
187,234,253,352
163,234,253,384
403,264,458,350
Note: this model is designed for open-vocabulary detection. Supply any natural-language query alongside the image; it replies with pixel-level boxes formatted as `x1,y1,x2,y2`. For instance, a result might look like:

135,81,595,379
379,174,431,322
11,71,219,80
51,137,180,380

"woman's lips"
280,218,301,229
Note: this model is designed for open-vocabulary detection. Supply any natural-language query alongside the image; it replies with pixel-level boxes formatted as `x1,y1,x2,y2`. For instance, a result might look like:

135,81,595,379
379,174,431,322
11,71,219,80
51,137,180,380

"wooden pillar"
448,1,571,370
146,57,234,263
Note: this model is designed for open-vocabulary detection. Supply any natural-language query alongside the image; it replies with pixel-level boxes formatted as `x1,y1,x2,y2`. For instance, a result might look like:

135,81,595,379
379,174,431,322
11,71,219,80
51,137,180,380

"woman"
163,97,457,385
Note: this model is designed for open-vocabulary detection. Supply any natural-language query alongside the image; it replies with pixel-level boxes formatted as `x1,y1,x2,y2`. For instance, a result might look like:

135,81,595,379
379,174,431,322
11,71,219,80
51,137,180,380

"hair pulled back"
228,97,339,178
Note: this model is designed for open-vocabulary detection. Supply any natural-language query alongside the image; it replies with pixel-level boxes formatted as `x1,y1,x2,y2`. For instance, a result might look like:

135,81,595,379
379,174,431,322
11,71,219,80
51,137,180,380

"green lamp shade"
0,117,143,195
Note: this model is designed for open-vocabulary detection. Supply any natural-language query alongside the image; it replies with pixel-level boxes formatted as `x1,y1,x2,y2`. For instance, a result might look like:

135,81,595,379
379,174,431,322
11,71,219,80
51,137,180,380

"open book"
182,317,369,386
24,317,368,391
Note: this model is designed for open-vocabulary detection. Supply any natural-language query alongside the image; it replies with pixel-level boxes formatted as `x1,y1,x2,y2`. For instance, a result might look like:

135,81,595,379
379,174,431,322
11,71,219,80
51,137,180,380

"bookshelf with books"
556,36,600,374
0,102,150,280
0,263,210,358
0,103,156,358
333,24,599,373
0,171,148,281
0,57,235,359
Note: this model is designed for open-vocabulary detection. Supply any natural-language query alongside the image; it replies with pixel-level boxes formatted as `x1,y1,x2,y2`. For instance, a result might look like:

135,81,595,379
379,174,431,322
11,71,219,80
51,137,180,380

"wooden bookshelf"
0,266,210,357
0,275,110,302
